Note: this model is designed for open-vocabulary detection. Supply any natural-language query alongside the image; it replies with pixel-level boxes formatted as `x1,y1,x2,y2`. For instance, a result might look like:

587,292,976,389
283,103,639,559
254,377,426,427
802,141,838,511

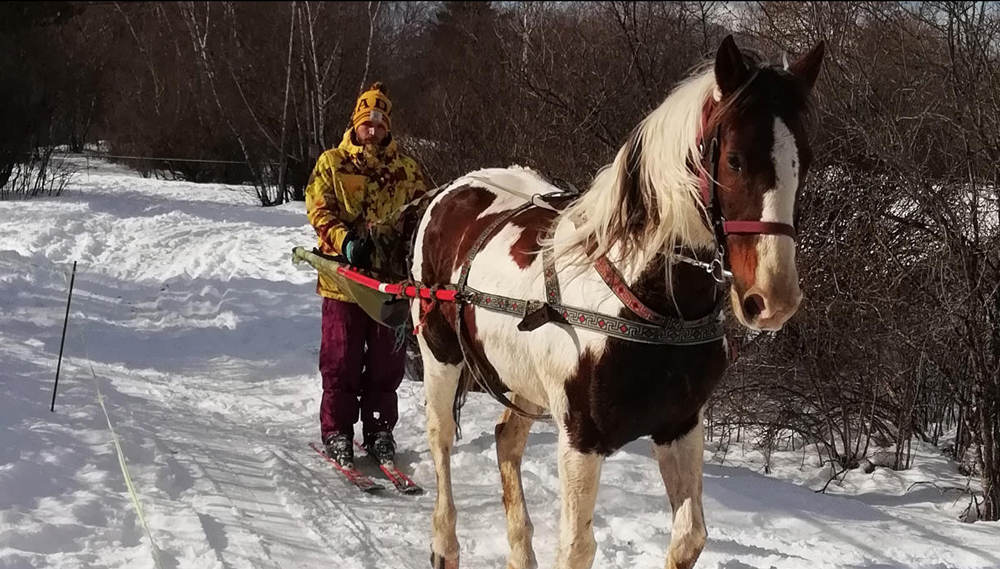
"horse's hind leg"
495,395,543,569
418,336,463,569
654,411,707,569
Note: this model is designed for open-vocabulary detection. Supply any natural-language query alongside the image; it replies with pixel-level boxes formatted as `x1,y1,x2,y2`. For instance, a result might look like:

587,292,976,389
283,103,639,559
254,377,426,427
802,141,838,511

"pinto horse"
410,36,825,569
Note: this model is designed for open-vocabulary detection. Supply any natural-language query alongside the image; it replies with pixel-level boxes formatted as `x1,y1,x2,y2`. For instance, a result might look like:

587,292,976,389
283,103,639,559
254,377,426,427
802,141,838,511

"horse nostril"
743,294,765,320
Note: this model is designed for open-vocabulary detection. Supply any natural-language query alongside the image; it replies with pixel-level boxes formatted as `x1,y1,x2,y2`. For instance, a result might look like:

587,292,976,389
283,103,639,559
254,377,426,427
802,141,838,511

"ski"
379,463,424,495
355,441,425,495
309,442,385,494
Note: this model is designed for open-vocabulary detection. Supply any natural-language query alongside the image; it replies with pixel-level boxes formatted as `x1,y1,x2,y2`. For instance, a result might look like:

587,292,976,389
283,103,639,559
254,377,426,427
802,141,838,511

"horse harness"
433,104,800,420
449,200,727,420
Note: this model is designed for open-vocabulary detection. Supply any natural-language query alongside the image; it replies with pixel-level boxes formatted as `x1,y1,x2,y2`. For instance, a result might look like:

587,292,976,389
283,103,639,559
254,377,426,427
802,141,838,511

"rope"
412,290,437,336
89,359,167,569
77,151,280,166
392,320,409,352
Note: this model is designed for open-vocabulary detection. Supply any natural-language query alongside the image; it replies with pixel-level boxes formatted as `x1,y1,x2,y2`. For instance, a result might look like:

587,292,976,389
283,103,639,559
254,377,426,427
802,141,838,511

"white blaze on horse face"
747,117,802,331
763,118,798,225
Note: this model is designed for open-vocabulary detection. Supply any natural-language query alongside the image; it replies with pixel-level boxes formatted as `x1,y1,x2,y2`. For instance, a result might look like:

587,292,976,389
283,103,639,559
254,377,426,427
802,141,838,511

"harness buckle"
709,257,731,283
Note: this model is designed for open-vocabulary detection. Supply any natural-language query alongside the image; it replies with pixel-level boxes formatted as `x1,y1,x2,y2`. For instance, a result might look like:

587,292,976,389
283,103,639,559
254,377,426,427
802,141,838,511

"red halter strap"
723,220,797,239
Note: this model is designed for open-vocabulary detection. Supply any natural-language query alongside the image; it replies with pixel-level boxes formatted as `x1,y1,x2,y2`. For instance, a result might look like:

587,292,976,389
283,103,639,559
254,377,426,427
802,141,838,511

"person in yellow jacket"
305,82,427,467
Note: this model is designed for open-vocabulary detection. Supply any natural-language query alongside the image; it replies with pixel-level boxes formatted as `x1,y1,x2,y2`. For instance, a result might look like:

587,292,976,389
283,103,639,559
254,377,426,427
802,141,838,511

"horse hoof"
430,549,459,569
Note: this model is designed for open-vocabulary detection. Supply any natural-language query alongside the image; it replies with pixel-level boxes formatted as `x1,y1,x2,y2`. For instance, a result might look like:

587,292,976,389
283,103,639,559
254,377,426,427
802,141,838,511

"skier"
305,82,428,467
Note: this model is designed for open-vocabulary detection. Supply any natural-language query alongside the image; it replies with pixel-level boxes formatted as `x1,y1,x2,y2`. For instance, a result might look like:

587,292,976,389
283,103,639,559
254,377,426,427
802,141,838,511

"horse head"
555,36,824,332
705,36,825,331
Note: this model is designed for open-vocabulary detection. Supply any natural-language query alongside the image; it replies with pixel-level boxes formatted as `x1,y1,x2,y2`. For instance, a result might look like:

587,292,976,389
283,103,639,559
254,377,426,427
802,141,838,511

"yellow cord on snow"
90,360,167,569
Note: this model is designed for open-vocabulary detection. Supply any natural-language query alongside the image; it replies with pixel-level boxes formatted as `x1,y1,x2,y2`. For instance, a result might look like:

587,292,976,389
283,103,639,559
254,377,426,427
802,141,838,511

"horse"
409,35,825,569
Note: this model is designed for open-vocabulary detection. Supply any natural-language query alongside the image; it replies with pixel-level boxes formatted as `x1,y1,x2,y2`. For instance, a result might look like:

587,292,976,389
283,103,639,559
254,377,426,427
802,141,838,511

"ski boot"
323,433,354,468
364,431,395,465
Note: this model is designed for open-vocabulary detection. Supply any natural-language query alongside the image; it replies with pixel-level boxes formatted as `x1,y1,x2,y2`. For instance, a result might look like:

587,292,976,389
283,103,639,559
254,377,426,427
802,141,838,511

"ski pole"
51,260,77,412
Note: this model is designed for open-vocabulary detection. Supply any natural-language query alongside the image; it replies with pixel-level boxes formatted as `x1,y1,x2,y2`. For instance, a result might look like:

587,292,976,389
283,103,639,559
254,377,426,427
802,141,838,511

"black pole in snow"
51,261,77,412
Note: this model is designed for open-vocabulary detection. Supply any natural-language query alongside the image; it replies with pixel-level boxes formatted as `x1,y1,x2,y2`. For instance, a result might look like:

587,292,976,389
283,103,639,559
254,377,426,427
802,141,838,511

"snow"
1,156,997,569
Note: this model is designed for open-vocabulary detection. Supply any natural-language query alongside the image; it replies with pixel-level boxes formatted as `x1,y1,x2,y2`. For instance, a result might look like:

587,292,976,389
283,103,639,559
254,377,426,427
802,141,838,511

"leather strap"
723,220,797,239
457,299,552,420
593,256,667,325
457,203,533,290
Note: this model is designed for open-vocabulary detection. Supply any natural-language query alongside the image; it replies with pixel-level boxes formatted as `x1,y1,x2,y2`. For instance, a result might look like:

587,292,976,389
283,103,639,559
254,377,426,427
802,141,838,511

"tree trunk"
276,1,296,205
976,368,999,521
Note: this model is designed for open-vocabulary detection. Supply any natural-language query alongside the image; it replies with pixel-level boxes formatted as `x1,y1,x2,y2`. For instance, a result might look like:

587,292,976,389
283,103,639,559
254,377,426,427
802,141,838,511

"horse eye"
727,153,742,173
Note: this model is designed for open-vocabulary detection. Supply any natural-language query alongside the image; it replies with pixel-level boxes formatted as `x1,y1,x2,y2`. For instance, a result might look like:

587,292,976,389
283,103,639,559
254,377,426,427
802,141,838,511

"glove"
343,234,374,268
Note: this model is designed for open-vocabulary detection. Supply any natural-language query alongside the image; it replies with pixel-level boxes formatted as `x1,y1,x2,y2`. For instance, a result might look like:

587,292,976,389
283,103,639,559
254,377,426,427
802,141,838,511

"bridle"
691,100,798,279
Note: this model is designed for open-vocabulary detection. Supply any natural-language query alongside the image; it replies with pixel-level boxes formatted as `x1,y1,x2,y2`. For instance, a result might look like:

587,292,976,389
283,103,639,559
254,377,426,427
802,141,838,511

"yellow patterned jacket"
305,129,427,301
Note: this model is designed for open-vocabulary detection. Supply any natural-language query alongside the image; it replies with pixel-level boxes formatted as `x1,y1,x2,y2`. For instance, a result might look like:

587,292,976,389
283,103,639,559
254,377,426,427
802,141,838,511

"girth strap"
457,299,551,421
543,243,562,305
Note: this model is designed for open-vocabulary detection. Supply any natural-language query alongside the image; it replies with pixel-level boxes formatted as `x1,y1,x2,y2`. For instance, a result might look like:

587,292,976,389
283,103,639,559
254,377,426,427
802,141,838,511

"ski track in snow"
1,156,998,569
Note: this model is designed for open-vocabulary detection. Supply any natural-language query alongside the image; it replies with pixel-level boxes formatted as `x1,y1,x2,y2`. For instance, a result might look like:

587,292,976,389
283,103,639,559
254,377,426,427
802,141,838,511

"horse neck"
558,211,715,284
551,203,720,320
550,214,677,287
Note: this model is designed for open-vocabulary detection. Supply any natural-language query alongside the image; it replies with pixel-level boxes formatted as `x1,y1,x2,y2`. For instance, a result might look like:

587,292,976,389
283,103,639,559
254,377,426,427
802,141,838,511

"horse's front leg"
653,412,707,569
495,395,543,569
555,427,604,569
421,342,463,569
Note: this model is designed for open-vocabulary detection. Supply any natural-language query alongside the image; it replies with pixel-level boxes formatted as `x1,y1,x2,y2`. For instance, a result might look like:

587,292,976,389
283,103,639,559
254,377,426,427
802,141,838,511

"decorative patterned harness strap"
456,203,534,290
592,256,667,326
448,200,727,419
454,203,726,346
469,282,725,346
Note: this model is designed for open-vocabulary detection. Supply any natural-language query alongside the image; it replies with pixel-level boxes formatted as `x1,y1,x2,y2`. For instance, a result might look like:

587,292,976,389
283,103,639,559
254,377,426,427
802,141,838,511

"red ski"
355,441,425,495
309,442,385,494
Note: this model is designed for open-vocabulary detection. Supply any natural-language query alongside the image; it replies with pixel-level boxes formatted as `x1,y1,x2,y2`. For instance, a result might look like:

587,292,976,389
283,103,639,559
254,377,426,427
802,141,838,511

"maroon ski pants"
319,297,405,441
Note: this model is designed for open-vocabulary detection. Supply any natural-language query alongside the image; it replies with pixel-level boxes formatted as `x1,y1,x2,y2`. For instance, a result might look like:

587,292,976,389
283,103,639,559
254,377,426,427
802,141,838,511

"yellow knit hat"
352,82,392,132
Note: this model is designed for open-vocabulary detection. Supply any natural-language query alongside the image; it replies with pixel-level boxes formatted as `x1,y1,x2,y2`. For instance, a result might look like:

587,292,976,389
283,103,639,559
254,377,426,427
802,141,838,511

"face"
356,121,387,146
711,37,825,331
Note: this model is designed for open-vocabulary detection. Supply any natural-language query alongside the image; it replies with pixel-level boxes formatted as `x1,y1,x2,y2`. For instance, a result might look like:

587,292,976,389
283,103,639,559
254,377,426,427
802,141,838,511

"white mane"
551,63,719,271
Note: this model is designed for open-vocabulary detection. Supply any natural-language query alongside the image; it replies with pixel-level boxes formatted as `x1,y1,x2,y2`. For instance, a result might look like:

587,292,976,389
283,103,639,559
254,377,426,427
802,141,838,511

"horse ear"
789,40,825,91
715,35,749,96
